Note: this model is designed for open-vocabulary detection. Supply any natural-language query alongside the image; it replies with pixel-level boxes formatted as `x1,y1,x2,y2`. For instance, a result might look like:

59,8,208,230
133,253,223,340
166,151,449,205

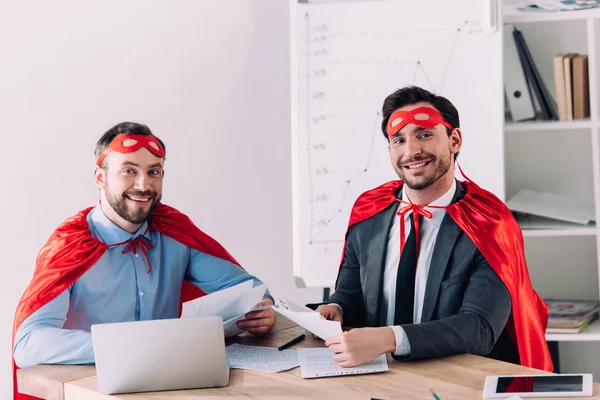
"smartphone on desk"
483,374,593,398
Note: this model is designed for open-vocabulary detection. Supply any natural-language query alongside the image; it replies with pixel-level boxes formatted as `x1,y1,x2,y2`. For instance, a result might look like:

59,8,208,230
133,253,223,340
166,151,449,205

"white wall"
0,1,322,397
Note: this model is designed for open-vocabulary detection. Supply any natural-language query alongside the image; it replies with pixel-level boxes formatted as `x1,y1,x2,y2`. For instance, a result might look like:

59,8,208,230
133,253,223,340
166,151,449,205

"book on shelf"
573,55,590,120
563,53,578,121
545,299,600,334
553,54,568,120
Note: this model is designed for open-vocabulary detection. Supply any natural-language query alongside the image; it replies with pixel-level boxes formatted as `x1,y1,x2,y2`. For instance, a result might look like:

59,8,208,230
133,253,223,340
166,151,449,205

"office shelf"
521,227,597,238
505,119,593,132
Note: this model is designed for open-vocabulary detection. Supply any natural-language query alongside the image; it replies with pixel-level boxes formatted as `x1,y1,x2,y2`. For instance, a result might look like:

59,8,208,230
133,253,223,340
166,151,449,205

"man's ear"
94,166,106,189
450,128,462,154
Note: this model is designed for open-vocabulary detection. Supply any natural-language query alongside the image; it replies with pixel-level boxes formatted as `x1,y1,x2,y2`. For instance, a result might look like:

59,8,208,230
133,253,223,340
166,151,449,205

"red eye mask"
96,134,165,167
386,106,454,137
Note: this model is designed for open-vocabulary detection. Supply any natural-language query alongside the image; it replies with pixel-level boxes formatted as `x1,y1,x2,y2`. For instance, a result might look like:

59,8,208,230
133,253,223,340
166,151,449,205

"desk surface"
18,316,600,400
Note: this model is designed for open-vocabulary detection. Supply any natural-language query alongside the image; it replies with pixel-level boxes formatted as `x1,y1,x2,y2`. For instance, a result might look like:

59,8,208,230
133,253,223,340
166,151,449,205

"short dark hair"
381,86,460,159
94,122,166,168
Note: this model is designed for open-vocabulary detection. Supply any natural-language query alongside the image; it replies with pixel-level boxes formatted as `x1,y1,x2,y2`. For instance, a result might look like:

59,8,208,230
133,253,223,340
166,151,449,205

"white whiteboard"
290,0,504,288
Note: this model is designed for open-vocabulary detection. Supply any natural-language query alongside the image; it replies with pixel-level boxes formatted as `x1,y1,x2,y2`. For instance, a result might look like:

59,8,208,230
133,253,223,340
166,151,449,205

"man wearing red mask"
315,86,552,371
13,122,275,399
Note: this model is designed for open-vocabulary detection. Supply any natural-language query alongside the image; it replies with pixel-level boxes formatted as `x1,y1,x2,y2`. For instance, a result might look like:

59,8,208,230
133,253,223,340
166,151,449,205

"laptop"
91,316,229,395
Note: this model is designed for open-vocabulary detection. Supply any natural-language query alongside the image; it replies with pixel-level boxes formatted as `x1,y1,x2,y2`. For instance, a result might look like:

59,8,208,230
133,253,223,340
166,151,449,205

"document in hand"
181,280,268,337
297,348,388,379
272,298,342,341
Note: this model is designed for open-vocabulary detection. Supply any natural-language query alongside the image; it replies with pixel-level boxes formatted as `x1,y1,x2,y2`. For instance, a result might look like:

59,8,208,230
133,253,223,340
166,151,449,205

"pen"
277,334,305,351
430,388,441,400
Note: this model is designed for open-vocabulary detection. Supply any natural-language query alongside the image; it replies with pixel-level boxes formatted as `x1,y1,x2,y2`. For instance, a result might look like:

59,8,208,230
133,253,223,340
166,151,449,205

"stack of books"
546,299,600,334
553,53,590,121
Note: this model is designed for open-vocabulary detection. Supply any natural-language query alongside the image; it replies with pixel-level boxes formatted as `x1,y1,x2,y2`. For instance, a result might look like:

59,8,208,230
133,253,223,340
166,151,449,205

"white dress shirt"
385,179,456,356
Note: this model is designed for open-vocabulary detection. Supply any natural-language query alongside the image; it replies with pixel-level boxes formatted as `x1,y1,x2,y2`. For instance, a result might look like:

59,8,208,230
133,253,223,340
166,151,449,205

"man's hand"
315,304,343,323
325,327,396,367
236,299,276,336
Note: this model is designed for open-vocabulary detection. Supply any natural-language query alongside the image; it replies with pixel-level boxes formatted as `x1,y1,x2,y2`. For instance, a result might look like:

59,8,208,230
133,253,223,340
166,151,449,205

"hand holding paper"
236,299,276,336
272,298,342,340
181,281,273,337
325,327,396,367
315,304,343,323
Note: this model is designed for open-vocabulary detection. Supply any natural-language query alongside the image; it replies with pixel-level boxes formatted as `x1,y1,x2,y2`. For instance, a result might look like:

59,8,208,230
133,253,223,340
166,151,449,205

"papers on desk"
297,348,388,379
181,280,267,337
226,344,299,373
272,298,342,341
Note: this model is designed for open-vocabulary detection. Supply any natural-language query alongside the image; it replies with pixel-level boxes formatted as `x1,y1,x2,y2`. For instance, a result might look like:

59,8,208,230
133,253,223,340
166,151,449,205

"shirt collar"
401,179,457,229
89,202,151,244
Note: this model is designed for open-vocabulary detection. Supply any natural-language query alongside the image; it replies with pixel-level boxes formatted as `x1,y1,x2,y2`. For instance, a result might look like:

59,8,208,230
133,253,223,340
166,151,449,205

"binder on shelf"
503,24,535,122
553,54,568,121
573,54,590,120
513,27,558,121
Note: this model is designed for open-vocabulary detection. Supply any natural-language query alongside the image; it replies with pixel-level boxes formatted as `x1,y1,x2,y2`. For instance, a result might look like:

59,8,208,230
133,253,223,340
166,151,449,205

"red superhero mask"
386,106,454,137
96,134,165,167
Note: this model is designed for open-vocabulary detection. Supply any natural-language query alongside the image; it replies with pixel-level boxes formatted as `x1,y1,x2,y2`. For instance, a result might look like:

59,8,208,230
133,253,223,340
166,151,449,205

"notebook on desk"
91,316,229,395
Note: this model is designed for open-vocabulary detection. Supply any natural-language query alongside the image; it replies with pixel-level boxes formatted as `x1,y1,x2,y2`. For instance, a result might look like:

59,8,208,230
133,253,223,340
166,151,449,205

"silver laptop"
91,316,229,395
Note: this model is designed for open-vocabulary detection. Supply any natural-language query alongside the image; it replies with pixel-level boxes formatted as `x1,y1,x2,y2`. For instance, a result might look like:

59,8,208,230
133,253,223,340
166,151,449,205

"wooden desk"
18,317,600,400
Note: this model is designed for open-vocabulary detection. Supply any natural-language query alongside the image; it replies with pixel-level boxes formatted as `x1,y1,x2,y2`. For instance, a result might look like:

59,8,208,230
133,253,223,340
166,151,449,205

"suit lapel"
420,182,465,323
364,201,398,327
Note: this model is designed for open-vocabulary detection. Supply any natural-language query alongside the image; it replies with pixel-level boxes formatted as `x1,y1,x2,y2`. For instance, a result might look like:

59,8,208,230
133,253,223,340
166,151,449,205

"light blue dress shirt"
13,205,263,368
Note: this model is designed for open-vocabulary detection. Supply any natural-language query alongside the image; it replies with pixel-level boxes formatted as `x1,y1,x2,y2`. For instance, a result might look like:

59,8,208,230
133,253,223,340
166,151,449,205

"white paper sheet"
297,348,388,379
181,280,253,319
507,189,595,225
181,281,268,337
272,298,342,341
225,344,299,373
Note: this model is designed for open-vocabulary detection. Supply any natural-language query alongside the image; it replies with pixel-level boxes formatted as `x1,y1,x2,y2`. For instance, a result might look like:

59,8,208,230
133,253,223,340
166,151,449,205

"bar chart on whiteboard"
291,0,503,288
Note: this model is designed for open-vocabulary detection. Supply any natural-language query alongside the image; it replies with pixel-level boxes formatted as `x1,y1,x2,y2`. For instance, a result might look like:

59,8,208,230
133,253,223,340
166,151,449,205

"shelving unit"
503,3,600,370
504,119,593,132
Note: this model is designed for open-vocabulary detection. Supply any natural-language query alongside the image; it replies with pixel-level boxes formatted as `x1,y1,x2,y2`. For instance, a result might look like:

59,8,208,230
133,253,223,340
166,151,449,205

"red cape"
342,180,552,371
12,203,240,400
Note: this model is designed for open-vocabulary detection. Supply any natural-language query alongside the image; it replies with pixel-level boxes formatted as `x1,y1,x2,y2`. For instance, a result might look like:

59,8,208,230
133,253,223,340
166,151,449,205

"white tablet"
483,374,593,398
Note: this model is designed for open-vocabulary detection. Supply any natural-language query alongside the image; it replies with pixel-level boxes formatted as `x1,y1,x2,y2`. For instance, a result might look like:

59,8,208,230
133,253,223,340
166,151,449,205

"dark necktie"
394,214,420,325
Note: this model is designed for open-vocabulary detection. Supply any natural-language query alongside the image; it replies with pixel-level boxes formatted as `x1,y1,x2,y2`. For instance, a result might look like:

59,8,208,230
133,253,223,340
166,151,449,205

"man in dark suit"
315,86,549,369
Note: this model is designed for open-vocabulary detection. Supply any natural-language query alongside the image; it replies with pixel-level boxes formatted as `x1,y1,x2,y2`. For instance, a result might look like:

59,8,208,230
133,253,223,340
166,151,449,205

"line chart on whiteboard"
292,0,502,287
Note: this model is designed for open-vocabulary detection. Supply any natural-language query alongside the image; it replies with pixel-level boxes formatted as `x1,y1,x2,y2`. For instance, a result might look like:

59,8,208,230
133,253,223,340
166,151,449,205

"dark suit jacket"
322,182,519,364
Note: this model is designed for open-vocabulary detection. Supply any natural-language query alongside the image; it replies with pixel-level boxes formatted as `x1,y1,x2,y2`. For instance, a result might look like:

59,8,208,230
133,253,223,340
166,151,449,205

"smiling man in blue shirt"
13,122,274,370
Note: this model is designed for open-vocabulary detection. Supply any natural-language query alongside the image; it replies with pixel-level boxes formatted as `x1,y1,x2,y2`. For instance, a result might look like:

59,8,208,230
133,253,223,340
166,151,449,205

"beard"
106,189,161,225
394,153,452,191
